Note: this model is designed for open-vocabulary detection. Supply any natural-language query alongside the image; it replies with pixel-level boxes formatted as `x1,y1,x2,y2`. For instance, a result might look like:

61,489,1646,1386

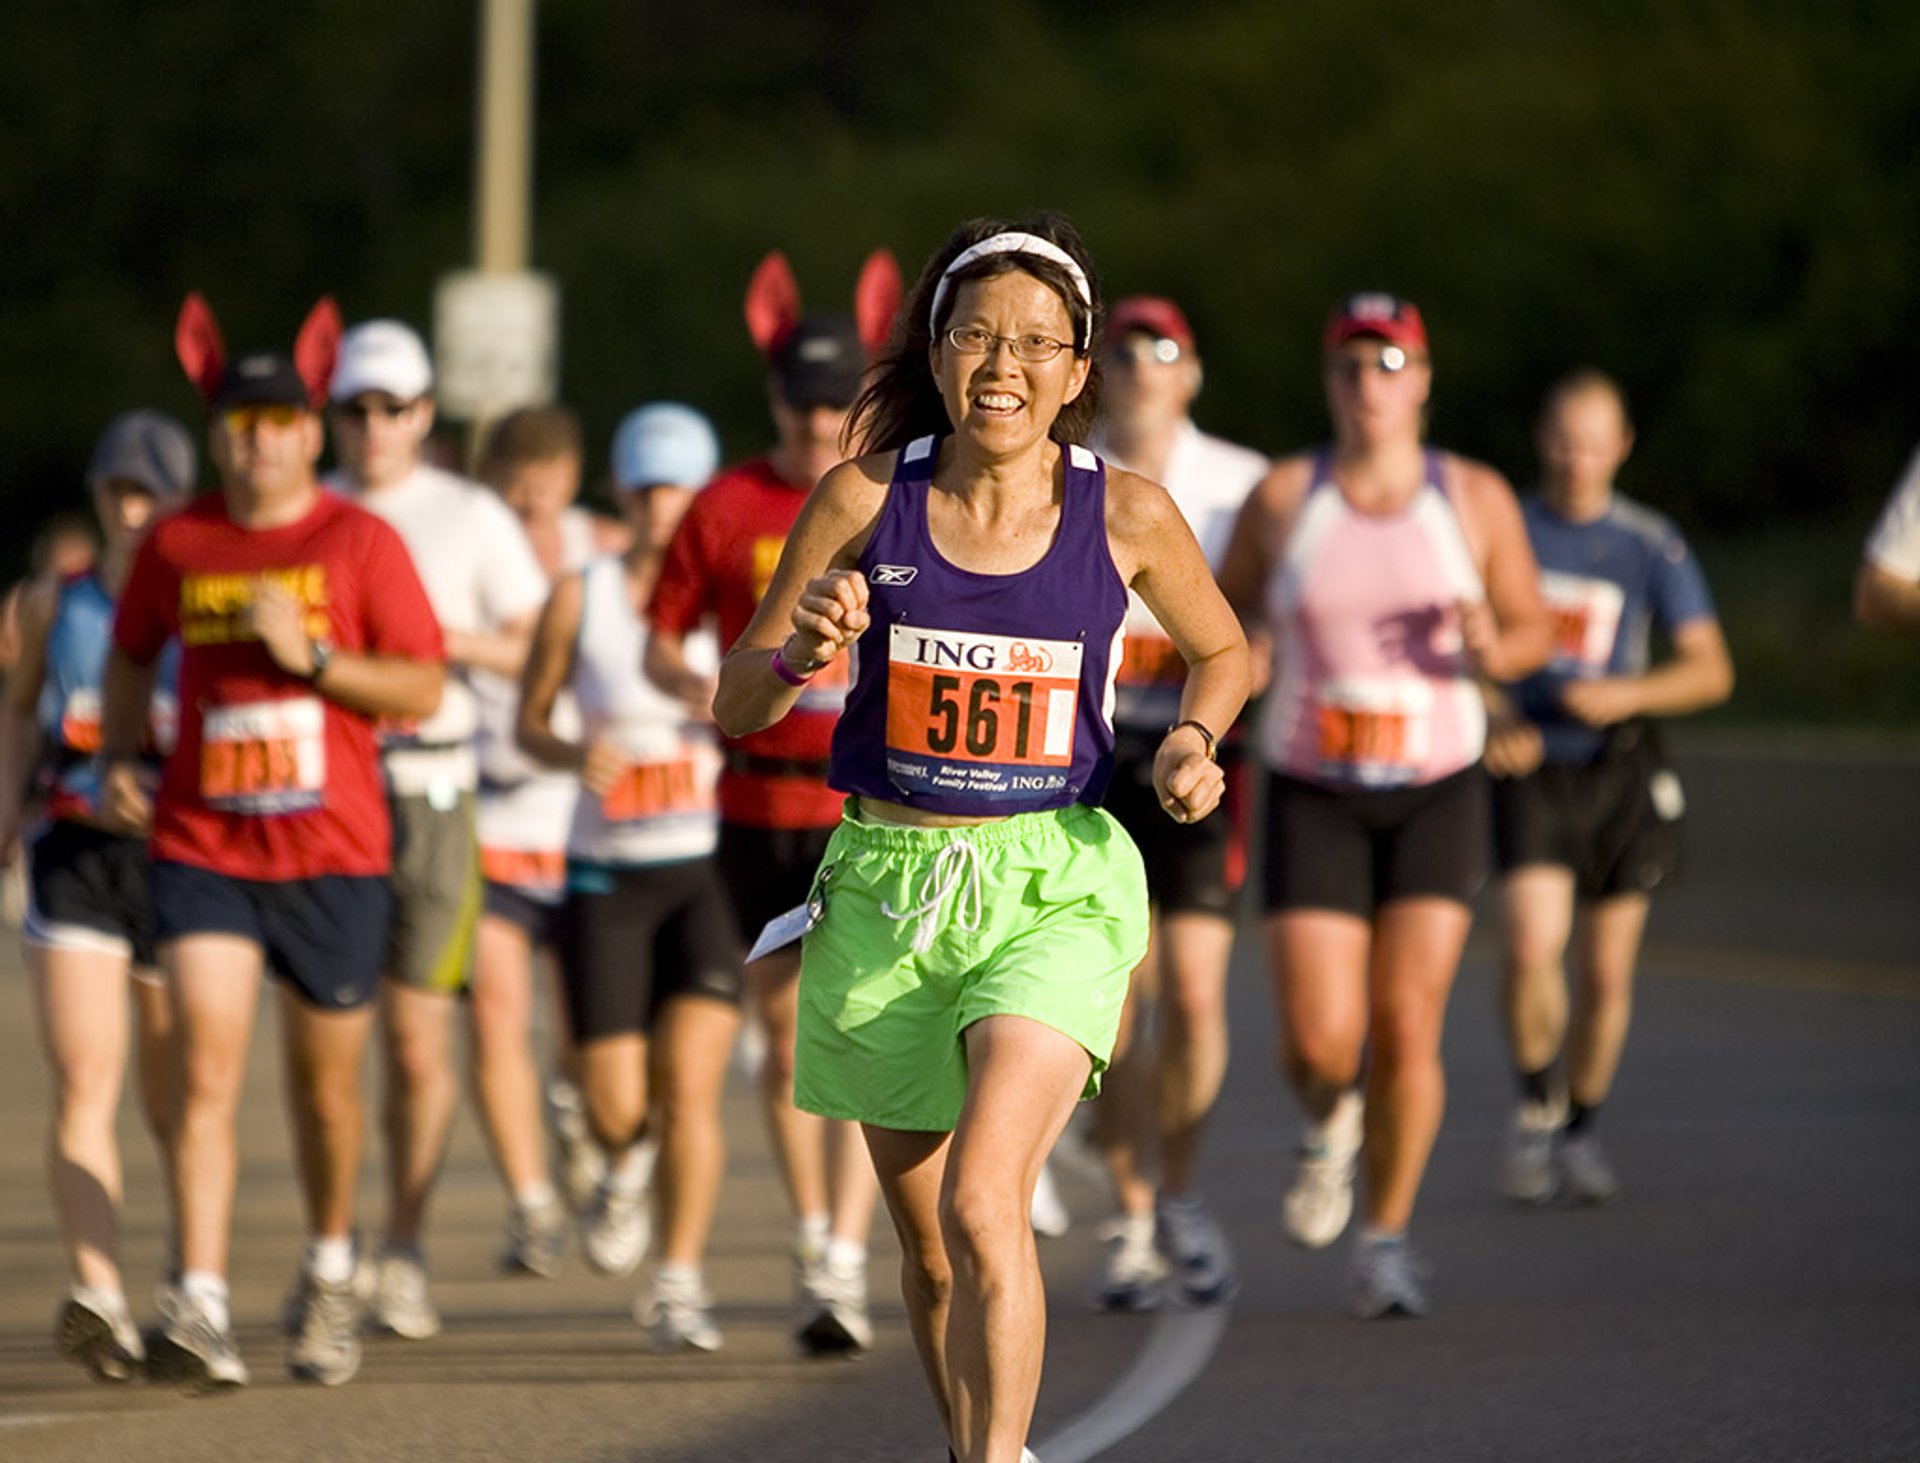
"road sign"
433,269,559,420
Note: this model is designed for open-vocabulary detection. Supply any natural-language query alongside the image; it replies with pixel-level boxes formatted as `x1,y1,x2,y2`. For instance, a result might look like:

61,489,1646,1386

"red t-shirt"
647,457,842,828
113,491,444,880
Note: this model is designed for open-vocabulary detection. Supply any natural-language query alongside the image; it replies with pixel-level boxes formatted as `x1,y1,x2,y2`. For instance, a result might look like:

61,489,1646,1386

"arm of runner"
642,628,719,715
0,578,54,851
1216,459,1311,700
1111,469,1251,823
1560,616,1734,726
1852,561,1920,636
514,572,617,791
1456,463,1553,683
711,456,889,738
247,578,445,721
96,646,159,836
443,611,536,680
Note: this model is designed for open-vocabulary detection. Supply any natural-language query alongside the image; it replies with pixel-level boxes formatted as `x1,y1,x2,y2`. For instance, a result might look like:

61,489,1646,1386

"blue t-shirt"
1508,492,1717,763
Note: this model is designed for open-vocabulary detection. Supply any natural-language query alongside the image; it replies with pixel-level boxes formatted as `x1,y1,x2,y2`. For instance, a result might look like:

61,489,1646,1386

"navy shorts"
151,860,391,1011
556,859,742,1041
483,879,562,947
1492,721,1683,898
1102,730,1244,918
24,819,159,968
1261,763,1489,917
715,821,835,956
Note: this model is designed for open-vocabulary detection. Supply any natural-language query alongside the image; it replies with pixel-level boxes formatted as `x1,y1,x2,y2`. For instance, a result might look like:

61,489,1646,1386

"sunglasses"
221,404,306,433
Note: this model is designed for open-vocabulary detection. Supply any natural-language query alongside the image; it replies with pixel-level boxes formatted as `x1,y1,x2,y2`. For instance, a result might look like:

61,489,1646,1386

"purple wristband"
770,645,817,687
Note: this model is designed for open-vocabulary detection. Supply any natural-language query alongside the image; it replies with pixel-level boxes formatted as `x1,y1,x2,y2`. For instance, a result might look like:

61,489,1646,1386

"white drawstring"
881,839,984,954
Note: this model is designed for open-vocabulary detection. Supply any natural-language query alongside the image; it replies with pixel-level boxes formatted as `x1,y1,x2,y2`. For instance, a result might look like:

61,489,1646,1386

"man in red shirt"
645,259,893,1354
101,299,444,1392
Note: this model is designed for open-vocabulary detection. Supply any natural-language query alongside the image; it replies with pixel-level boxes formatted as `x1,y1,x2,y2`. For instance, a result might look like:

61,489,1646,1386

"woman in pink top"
1218,294,1549,1318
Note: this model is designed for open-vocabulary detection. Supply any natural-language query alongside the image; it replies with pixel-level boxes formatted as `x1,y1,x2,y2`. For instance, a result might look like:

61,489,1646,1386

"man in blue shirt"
1485,370,1734,1205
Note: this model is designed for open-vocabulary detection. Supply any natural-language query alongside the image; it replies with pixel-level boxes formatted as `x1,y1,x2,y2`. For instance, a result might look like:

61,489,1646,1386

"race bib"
59,687,102,753
1313,677,1433,783
480,845,567,900
1116,628,1184,689
199,696,326,815
1539,570,1626,675
884,625,1081,803
601,748,719,824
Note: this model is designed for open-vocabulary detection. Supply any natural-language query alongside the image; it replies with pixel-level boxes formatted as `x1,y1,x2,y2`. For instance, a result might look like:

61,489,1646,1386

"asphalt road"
1,742,1915,1463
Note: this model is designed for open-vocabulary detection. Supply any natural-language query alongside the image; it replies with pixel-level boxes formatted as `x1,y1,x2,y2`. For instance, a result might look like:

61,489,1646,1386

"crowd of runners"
21,208,1914,1463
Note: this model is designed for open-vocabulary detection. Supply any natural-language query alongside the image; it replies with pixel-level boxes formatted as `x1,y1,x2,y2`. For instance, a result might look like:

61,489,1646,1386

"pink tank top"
1262,449,1487,789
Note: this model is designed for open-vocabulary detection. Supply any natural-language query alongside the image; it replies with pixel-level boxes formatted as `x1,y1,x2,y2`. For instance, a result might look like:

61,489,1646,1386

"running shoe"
1029,1159,1070,1238
546,1077,607,1214
795,1247,872,1355
148,1283,249,1392
1499,1097,1566,1204
56,1287,145,1382
285,1271,363,1386
1349,1233,1429,1320
1155,1193,1238,1306
1556,1132,1620,1206
581,1179,650,1277
1094,1212,1167,1311
638,1268,723,1353
367,1248,441,1340
500,1193,569,1278
1282,1091,1363,1249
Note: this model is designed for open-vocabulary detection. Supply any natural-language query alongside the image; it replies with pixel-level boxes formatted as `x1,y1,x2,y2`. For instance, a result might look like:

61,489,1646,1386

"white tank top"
474,510,602,897
1262,450,1487,789
566,557,722,866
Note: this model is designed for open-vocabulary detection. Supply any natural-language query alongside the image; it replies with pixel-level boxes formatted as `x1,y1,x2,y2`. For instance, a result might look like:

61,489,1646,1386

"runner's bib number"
1312,677,1432,786
885,625,1081,803
601,750,719,824
1539,570,1626,676
199,696,326,815
479,845,567,900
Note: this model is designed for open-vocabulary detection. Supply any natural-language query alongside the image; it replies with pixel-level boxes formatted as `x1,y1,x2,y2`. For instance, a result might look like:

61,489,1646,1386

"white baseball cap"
611,403,719,491
330,320,434,401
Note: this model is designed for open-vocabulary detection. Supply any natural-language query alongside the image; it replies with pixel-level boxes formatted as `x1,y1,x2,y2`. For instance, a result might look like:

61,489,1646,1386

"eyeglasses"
221,404,305,433
944,326,1071,364
1327,345,1416,382
1107,335,1184,368
334,398,420,422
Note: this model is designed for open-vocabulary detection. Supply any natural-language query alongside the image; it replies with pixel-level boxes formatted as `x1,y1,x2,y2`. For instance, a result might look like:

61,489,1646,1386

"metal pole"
474,0,534,274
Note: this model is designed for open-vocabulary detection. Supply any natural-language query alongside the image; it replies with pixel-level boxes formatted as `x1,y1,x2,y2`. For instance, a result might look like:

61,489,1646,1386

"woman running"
714,214,1248,1463
1218,293,1550,1317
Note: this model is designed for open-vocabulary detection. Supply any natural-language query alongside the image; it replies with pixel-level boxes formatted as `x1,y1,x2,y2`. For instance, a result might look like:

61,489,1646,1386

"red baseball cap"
1323,293,1428,354
1105,296,1195,351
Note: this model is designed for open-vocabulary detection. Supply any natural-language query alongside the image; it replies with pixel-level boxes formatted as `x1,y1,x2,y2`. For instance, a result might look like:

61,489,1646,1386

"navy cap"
773,315,865,410
88,410,197,497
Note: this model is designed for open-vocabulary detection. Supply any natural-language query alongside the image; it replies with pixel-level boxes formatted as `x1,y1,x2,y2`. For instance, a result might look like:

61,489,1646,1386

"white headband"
928,232,1094,351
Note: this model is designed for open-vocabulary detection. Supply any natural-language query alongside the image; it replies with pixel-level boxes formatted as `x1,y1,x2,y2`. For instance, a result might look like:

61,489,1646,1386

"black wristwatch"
1167,718,1217,761
304,637,335,683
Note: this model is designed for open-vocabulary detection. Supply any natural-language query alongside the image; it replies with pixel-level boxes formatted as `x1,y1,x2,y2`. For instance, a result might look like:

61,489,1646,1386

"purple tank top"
829,435,1129,815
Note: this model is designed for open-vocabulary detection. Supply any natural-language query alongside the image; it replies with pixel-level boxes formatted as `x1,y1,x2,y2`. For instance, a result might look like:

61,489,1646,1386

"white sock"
306,1236,357,1285
513,1181,559,1210
179,1270,230,1331
610,1140,656,1195
823,1236,866,1274
796,1214,829,1256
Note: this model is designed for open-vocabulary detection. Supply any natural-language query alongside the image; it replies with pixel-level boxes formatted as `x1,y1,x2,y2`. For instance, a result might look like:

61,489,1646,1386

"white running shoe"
1155,1194,1237,1306
1029,1160,1070,1238
1349,1233,1429,1320
1282,1091,1363,1249
501,1193,569,1278
639,1268,723,1353
1500,1097,1567,1204
546,1078,607,1213
367,1249,441,1340
1557,1132,1620,1205
795,1248,872,1355
285,1271,363,1386
1094,1212,1167,1311
56,1287,145,1382
149,1283,249,1391
581,1179,651,1277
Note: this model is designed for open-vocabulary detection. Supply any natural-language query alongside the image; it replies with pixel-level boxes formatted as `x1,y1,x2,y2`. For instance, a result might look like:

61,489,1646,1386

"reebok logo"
871,564,918,586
